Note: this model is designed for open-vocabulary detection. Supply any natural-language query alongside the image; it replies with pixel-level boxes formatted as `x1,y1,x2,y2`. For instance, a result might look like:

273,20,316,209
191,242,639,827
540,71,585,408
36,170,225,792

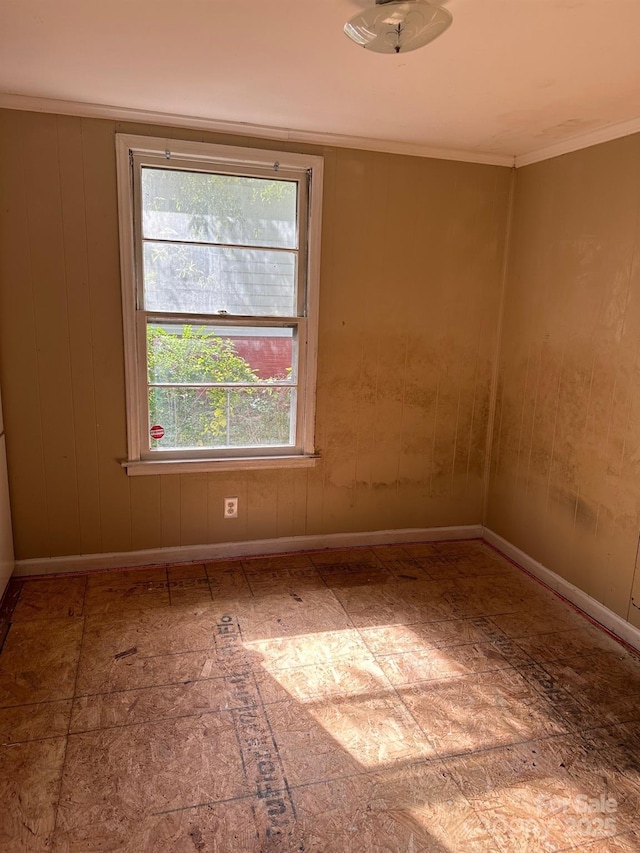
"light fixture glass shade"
344,0,452,54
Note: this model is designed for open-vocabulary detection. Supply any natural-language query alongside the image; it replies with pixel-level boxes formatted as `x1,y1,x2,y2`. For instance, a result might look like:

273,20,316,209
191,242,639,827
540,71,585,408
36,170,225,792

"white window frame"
115,134,323,475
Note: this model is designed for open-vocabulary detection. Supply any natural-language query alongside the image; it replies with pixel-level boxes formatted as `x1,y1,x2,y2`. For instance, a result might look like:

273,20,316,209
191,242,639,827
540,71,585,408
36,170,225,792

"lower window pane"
148,386,295,450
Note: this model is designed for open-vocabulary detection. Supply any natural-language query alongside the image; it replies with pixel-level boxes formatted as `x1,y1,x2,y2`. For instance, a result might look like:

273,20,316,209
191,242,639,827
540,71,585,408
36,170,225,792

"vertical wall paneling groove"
129,476,162,552
56,115,103,555
80,117,133,552
159,475,181,549
394,335,411,504
179,474,208,547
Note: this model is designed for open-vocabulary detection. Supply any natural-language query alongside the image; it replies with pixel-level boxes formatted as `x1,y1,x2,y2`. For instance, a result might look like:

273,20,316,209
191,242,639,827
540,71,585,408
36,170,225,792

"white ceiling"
2,0,640,165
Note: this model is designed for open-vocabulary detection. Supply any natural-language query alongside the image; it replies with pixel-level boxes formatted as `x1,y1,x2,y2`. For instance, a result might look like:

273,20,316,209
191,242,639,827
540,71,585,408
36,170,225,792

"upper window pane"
141,168,298,249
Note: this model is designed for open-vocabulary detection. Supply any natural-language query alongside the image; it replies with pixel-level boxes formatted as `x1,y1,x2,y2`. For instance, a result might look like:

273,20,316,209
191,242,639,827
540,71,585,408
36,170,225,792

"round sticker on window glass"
150,425,165,440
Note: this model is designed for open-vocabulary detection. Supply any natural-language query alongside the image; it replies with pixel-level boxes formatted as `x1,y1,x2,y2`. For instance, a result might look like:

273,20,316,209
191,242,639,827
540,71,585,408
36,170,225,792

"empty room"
2,1,640,850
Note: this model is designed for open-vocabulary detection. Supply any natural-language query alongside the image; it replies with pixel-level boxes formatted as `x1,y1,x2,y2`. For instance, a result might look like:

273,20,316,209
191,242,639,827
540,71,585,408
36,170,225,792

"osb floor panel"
1,541,640,852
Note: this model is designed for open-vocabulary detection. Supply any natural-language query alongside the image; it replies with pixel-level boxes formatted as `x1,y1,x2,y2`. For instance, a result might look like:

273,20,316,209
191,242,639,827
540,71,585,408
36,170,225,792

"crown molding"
0,92,514,167
515,114,640,168
4,92,639,171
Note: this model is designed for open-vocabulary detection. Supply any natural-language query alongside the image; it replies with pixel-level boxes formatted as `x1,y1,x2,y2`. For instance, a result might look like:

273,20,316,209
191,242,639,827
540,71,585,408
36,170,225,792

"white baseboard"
13,524,484,577
10,522,640,652
484,528,640,653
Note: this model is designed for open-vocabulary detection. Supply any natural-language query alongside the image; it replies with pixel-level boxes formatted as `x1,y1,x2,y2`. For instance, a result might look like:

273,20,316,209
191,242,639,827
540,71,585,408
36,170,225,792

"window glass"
141,168,298,249
146,323,295,385
142,243,297,316
149,386,295,450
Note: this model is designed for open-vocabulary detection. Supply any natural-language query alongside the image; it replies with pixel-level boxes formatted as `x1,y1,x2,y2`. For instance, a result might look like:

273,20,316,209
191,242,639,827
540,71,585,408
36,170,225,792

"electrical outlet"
224,497,238,519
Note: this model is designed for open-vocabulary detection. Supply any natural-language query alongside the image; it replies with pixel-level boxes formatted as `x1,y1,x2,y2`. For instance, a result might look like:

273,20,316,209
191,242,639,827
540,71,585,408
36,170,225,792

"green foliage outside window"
147,325,291,449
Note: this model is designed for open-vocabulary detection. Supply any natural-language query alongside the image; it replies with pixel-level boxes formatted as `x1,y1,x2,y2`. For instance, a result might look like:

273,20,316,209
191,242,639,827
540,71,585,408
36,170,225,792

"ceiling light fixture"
344,0,452,54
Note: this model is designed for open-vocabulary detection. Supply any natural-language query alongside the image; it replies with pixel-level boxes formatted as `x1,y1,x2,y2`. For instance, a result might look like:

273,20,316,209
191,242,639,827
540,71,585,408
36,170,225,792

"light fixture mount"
344,0,452,55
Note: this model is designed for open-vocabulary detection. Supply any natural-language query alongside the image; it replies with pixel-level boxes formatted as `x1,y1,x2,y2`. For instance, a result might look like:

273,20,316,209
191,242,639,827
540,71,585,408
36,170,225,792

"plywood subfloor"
1,540,640,852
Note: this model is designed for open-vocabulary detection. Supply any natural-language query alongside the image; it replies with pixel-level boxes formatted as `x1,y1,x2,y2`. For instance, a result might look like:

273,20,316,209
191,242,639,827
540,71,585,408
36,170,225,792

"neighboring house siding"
232,336,292,380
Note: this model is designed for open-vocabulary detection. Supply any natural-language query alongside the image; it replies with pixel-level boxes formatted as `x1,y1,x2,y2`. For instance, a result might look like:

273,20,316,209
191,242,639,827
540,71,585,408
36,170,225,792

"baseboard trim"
484,528,640,653
13,524,484,577
12,523,640,652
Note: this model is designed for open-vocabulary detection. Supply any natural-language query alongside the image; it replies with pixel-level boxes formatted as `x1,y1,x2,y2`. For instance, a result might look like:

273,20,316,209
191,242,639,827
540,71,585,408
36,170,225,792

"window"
115,135,323,474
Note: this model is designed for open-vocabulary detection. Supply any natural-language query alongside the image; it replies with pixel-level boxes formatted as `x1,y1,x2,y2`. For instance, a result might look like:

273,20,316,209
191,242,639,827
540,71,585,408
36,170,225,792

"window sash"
133,155,309,320
135,312,308,459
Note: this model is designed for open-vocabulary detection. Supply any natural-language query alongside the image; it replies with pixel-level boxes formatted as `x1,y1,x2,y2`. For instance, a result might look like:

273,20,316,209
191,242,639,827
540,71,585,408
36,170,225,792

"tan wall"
487,134,640,627
0,109,511,560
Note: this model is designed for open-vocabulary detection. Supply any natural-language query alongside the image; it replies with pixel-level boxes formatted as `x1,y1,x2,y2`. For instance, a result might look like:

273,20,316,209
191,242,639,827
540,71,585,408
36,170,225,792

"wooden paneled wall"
488,134,640,626
0,109,510,560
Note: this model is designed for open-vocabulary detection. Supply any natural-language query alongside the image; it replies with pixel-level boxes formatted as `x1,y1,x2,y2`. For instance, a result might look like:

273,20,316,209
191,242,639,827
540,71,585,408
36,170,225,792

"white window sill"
121,454,320,476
